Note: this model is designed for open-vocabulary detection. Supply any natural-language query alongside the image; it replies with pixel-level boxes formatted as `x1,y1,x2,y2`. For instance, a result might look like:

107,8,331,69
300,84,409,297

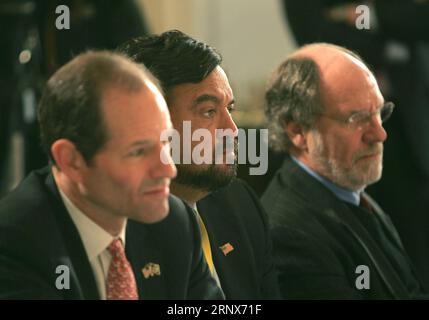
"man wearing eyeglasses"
262,43,427,299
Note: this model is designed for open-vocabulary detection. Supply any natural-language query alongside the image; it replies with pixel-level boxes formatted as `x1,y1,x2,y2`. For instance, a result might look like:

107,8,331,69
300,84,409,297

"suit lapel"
126,221,166,299
55,255,85,299
282,157,410,299
363,193,426,292
363,193,405,251
325,204,410,299
44,172,100,300
197,195,258,298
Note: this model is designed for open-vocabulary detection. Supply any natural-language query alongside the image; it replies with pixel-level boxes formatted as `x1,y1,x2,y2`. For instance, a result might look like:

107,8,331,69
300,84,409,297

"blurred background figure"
0,0,148,195
281,0,429,287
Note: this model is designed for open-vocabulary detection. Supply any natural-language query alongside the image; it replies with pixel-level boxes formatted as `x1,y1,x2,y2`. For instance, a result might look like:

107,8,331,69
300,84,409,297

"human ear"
51,139,87,182
283,121,308,151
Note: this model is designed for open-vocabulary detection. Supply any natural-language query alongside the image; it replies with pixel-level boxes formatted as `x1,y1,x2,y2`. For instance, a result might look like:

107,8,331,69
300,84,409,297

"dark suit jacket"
261,156,424,299
197,179,280,299
0,167,223,300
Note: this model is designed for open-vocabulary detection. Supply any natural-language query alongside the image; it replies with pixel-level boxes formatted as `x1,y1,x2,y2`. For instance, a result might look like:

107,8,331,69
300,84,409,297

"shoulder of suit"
168,194,194,222
0,168,54,227
198,179,270,235
139,194,197,237
204,178,256,201
0,169,65,272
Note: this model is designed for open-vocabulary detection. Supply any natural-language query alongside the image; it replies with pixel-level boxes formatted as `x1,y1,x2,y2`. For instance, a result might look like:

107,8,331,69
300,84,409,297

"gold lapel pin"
141,262,161,279
219,243,234,256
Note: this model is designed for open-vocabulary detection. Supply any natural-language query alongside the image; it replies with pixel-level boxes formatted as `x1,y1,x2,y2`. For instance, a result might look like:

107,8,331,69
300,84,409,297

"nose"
223,109,238,136
362,117,387,144
152,144,177,180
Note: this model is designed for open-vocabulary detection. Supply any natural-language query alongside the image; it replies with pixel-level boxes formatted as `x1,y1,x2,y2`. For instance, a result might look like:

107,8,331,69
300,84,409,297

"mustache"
354,144,383,161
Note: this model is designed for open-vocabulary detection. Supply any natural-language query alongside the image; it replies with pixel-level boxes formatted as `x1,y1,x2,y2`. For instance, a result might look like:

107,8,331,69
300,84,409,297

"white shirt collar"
58,189,127,262
189,202,197,211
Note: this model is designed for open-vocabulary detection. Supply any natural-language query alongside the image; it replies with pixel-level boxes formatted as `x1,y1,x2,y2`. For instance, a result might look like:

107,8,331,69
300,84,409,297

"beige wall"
138,0,297,127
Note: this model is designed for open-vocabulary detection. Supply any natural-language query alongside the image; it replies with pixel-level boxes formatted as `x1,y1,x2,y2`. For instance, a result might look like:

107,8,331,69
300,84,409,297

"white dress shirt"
59,190,126,300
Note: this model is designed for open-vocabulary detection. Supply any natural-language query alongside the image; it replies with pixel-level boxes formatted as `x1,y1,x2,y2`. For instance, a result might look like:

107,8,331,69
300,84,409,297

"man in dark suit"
0,51,223,300
281,0,429,287
262,43,426,299
118,30,279,299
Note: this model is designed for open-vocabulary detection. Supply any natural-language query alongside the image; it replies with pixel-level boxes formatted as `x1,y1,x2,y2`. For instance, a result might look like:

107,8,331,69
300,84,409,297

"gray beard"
311,131,383,191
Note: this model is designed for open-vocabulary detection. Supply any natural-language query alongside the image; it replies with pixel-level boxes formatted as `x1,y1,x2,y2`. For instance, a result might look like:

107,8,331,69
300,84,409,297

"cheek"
214,126,229,146
321,133,353,159
189,128,216,148
99,164,142,194
334,136,363,164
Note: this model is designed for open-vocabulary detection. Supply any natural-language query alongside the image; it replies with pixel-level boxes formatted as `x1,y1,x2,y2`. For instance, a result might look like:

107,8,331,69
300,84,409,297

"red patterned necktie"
359,194,373,212
106,238,138,300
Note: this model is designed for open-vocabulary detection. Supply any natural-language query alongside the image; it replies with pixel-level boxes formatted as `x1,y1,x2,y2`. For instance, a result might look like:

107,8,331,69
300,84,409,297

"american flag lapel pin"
141,262,161,279
219,243,234,256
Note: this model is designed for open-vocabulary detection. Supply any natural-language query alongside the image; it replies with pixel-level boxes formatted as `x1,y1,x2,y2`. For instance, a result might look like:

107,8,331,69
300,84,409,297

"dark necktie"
359,194,373,212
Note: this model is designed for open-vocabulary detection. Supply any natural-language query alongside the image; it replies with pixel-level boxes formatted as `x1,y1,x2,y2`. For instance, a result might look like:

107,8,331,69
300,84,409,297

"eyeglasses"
316,101,395,130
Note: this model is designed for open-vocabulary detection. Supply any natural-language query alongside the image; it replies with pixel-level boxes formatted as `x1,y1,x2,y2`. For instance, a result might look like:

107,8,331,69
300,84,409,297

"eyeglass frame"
313,101,395,130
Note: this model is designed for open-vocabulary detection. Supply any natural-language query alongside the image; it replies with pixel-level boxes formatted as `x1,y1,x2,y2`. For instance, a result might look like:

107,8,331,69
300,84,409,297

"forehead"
167,66,233,110
100,84,171,140
320,54,384,114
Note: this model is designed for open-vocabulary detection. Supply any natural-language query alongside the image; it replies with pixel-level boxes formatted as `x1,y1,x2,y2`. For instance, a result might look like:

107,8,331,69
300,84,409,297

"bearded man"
118,30,279,299
262,43,427,299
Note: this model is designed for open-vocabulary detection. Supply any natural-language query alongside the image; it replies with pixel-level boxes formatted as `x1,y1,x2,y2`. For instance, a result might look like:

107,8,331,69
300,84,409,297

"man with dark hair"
0,51,223,300
118,30,279,299
262,43,426,299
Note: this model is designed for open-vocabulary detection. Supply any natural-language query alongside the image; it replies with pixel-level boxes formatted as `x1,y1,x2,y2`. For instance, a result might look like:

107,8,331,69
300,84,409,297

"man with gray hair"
262,43,426,299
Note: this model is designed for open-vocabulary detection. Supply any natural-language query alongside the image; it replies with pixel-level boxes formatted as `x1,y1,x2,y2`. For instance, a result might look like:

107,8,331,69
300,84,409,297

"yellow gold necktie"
196,213,215,274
